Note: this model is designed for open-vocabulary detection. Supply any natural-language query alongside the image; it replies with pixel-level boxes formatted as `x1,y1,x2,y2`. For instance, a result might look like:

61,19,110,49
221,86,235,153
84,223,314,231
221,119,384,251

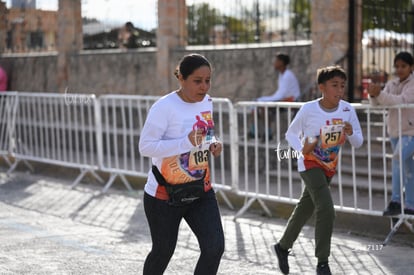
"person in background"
250,53,301,139
368,51,414,216
0,64,8,91
118,21,139,49
273,66,363,275
139,53,224,275
257,53,301,103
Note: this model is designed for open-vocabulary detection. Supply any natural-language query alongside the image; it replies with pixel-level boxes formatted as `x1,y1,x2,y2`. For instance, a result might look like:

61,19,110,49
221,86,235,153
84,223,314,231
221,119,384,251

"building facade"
0,0,363,101
5,7,57,52
11,0,35,9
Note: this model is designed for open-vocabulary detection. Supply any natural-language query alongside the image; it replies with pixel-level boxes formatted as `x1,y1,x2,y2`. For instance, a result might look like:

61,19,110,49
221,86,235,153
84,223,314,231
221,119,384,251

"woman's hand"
188,129,204,146
209,142,222,157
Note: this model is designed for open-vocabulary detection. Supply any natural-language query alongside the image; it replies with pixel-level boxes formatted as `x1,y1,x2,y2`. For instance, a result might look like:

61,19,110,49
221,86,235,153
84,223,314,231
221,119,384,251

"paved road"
0,169,413,274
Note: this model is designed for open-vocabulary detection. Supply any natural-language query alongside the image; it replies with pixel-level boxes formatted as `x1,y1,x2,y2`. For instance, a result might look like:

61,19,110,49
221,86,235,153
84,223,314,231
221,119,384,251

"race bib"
320,124,345,149
189,144,210,170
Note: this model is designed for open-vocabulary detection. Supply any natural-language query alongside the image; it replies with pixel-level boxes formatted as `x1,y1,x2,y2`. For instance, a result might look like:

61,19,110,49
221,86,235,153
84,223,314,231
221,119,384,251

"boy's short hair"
276,53,290,66
317,66,347,84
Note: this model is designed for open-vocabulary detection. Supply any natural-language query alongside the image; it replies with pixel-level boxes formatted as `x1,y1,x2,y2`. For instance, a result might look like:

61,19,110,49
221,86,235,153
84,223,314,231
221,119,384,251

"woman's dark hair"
394,51,414,66
174,53,211,79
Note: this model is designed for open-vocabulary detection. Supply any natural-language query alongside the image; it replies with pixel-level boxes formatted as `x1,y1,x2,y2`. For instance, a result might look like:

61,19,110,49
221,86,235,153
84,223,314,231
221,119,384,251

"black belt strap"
151,165,168,186
151,165,206,186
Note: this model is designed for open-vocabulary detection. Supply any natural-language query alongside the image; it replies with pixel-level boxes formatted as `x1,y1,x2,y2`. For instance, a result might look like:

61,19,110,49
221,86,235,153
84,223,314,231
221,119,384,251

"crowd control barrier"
234,101,304,218
97,95,159,193
0,92,18,167
9,92,103,187
209,97,237,209
2,92,412,244
97,95,235,207
234,101,414,244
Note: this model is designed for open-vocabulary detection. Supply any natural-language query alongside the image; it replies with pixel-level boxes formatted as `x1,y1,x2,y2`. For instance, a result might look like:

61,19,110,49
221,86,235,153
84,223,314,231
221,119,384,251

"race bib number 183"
189,145,210,170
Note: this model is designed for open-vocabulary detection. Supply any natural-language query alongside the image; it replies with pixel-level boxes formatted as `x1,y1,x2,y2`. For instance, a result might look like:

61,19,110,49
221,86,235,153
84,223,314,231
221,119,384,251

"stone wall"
1,44,312,101
310,0,349,72
57,0,83,92
68,49,158,95
310,0,362,100
157,0,187,92
0,1,6,53
1,53,58,92
0,0,353,101
178,43,312,101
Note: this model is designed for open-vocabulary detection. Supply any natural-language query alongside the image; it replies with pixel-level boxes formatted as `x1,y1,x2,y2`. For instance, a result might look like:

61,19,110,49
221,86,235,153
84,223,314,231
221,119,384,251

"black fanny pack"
152,165,206,206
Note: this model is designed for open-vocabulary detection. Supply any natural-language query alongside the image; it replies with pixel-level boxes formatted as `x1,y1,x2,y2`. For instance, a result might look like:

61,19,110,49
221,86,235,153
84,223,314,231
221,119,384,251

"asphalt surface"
0,169,413,275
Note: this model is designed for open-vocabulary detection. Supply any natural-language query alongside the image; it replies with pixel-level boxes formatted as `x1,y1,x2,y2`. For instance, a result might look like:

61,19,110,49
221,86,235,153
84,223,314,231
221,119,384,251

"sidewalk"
0,169,412,274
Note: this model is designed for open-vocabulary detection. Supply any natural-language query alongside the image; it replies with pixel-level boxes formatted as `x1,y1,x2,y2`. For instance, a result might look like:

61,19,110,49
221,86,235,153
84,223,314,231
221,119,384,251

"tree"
187,3,256,45
362,0,412,33
187,3,221,44
290,0,311,39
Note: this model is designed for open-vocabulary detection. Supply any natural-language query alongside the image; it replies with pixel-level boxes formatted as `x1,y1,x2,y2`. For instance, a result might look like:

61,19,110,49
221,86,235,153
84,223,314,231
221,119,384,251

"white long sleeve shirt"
369,74,414,137
285,99,363,177
257,69,301,102
139,91,214,199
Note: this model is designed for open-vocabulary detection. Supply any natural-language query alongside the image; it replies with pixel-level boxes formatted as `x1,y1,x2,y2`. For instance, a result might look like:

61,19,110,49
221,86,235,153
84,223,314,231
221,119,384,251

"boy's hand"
343,122,353,136
302,137,318,154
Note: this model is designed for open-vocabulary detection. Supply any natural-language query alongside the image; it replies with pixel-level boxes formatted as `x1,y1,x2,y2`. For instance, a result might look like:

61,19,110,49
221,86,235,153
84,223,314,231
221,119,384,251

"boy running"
273,66,363,275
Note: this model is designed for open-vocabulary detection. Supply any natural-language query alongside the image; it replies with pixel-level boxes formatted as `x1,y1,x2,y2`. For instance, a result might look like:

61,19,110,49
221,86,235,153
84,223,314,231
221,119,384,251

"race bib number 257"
320,124,345,149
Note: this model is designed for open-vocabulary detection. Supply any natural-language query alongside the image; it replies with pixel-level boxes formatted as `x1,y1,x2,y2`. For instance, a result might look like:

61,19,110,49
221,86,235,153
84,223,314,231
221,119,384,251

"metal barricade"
234,101,413,244
9,92,102,187
2,92,413,243
0,92,18,167
345,103,414,244
97,95,159,193
361,103,414,245
210,97,237,209
234,101,303,218
97,95,236,208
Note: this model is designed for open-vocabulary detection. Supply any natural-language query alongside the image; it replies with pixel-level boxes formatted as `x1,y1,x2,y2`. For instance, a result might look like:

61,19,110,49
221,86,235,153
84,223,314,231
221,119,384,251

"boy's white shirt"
285,99,364,174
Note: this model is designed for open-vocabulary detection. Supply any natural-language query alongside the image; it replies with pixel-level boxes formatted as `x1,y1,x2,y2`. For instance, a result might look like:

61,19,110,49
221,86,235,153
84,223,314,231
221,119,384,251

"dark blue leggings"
143,190,225,275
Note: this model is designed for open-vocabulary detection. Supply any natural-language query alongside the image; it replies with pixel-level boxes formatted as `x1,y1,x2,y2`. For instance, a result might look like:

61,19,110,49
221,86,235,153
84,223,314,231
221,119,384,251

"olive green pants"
279,168,335,263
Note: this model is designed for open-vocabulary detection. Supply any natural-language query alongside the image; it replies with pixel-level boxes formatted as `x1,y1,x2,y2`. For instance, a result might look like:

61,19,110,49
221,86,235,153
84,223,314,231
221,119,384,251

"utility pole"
254,0,260,42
